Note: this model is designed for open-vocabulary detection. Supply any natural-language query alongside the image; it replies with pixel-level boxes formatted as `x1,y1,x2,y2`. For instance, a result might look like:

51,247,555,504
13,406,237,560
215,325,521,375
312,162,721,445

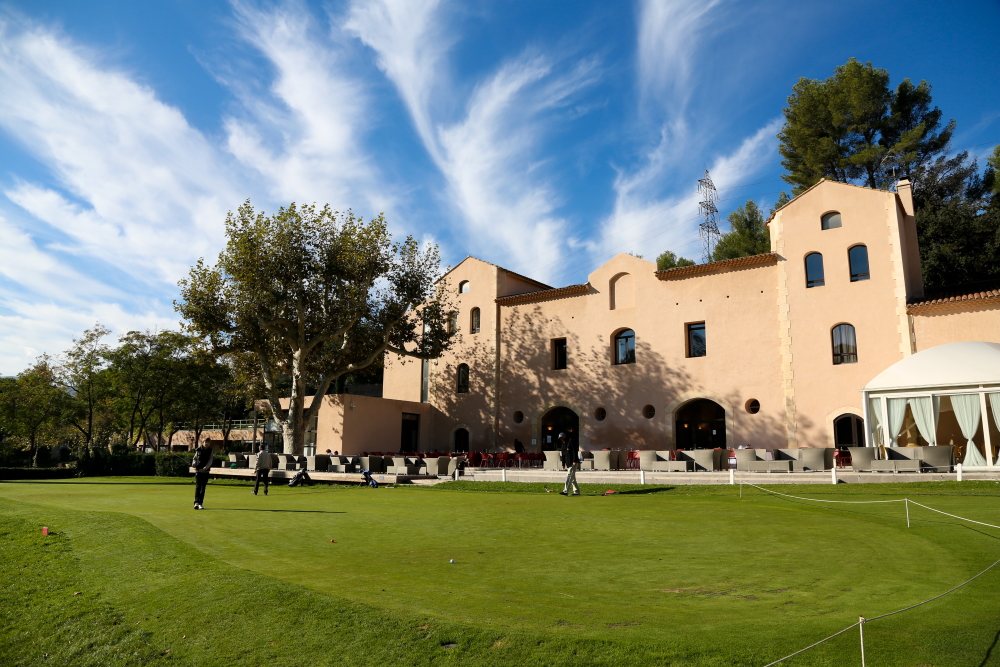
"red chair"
627,450,639,469
481,453,493,468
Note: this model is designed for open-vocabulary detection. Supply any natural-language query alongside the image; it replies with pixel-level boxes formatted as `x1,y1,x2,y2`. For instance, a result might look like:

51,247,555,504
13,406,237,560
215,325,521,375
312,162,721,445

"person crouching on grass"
558,432,580,496
191,443,214,510
253,445,271,496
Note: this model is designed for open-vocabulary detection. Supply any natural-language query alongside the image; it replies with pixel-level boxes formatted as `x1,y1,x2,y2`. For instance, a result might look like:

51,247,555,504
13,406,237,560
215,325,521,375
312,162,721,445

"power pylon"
698,170,720,263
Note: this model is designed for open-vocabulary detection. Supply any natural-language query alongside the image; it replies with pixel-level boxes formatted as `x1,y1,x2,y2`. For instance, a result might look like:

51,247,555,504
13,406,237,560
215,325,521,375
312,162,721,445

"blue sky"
0,0,998,373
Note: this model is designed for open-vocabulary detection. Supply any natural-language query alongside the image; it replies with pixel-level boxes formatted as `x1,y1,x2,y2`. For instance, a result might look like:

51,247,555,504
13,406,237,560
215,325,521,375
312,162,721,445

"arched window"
470,307,481,334
805,252,825,288
458,280,470,293
456,364,470,393
821,212,842,230
832,324,858,365
848,245,870,282
613,329,636,365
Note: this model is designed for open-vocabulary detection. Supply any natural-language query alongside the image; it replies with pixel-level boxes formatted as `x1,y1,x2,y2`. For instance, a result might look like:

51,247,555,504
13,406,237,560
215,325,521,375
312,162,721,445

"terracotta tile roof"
907,279,1000,313
655,253,778,280
495,283,590,306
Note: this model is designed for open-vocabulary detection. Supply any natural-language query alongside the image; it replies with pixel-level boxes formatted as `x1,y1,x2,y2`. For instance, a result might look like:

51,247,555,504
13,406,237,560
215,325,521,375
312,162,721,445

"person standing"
253,445,271,496
191,443,214,510
557,432,580,496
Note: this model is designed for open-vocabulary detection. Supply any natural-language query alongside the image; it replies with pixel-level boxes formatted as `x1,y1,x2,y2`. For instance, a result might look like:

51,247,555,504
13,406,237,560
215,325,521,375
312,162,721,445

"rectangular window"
552,338,567,370
420,359,429,403
687,322,707,358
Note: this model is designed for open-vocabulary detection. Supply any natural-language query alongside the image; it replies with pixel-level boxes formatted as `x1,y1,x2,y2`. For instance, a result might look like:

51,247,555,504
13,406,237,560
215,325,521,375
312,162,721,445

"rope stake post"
729,468,735,485
905,498,910,528
957,462,963,482
859,617,866,667
831,467,837,484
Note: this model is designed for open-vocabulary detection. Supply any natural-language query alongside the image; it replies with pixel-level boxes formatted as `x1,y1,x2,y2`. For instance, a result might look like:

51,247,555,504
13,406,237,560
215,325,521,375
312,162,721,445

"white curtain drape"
989,393,1000,464
908,396,937,446
868,397,883,446
887,398,908,447
952,393,986,467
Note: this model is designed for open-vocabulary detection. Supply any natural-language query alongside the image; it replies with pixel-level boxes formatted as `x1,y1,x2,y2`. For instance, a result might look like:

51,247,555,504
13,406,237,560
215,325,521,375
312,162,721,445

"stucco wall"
495,253,785,451
912,303,1000,351
774,181,917,447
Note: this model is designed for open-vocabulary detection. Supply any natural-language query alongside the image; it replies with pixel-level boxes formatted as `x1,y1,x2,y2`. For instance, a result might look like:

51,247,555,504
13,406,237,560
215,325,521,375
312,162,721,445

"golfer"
253,445,271,496
557,432,580,496
191,443,214,510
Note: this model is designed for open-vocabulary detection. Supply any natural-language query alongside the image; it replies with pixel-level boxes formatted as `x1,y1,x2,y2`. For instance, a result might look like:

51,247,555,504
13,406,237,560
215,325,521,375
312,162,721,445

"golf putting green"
2,478,999,666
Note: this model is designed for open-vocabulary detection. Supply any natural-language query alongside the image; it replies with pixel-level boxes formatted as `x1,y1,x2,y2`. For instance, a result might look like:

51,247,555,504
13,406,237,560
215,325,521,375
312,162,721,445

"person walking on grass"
557,432,580,496
253,445,271,496
191,443,214,510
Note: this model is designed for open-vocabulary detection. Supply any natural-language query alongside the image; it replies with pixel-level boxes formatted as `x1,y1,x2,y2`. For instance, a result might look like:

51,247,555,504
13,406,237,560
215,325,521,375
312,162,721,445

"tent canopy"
864,342,1000,393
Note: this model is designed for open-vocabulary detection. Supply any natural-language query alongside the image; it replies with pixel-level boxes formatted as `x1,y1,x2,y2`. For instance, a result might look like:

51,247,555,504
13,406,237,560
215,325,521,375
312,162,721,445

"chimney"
896,180,914,217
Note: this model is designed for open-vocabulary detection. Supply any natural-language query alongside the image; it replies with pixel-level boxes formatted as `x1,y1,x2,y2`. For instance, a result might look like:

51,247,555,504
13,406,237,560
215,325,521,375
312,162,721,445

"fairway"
2,478,1000,666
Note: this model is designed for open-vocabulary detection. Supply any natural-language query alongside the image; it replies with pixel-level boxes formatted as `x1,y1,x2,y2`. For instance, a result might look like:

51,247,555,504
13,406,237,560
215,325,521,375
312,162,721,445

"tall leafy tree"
55,324,112,449
913,151,999,288
176,202,455,455
1,358,66,466
710,194,790,262
779,58,953,192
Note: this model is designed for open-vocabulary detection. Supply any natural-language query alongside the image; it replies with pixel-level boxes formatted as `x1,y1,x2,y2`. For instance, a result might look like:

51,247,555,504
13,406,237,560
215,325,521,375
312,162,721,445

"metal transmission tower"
698,170,720,263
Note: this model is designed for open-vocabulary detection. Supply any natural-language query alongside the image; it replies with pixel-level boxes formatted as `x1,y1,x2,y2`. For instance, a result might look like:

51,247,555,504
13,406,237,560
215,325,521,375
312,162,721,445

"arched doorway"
833,414,864,447
541,407,579,450
454,428,470,453
675,399,726,449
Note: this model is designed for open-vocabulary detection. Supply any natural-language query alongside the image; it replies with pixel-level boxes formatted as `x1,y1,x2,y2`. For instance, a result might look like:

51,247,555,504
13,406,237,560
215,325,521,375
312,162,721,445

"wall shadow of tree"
426,297,798,452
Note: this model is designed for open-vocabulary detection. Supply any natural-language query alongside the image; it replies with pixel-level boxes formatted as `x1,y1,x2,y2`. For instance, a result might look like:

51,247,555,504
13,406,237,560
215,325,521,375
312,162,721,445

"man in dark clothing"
191,443,214,510
253,445,271,496
557,432,580,496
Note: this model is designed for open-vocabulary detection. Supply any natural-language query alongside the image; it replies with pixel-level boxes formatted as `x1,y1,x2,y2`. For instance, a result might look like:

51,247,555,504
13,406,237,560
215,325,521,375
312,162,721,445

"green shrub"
155,452,193,477
76,448,157,477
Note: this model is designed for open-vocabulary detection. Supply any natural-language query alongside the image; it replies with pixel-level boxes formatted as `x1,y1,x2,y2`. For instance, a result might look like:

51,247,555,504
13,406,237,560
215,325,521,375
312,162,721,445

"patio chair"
776,448,834,471
386,456,418,475
306,455,331,471
543,451,562,470
328,456,358,473
848,447,877,472
445,456,465,476
734,449,758,470
614,450,628,470
871,447,922,472
591,450,612,470
423,457,448,475
916,445,954,472
227,453,249,469
676,449,721,472
360,456,385,473
274,454,298,471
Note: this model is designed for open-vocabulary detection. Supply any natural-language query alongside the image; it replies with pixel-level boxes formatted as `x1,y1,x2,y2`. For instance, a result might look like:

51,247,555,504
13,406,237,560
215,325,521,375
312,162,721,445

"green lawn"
2,478,1000,666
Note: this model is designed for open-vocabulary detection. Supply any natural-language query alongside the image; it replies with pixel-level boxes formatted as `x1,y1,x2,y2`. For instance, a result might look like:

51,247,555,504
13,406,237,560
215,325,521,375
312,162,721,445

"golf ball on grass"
449,559,454,564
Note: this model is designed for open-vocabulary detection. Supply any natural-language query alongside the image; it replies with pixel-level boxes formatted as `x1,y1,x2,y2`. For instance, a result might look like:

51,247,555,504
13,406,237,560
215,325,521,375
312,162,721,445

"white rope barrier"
749,484,1000,665
744,483,907,504
906,500,1000,531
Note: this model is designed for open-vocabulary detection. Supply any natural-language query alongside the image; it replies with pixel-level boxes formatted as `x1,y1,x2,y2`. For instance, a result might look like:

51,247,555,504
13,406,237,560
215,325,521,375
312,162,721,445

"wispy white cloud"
636,0,726,110
0,19,237,284
345,0,599,282
224,0,387,213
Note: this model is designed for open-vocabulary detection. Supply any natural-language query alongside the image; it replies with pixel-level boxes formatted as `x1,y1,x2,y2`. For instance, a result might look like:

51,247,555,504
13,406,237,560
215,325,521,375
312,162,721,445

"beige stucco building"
368,178,998,457
209,178,998,457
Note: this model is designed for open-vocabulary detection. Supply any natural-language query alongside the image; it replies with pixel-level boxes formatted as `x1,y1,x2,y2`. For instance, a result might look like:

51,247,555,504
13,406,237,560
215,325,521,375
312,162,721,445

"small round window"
512,411,524,423
745,399,760,414
642,405,655,419
594,407,607,421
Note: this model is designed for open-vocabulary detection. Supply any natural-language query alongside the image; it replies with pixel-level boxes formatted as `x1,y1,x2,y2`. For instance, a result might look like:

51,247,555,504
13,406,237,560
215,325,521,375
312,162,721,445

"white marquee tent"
863,342,1000,468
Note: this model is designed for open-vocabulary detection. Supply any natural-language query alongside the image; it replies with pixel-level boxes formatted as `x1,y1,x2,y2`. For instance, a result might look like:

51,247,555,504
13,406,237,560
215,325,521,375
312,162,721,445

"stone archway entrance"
834,414,864,447
454,428,470,453
541,407,579,451
675,399,726,449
